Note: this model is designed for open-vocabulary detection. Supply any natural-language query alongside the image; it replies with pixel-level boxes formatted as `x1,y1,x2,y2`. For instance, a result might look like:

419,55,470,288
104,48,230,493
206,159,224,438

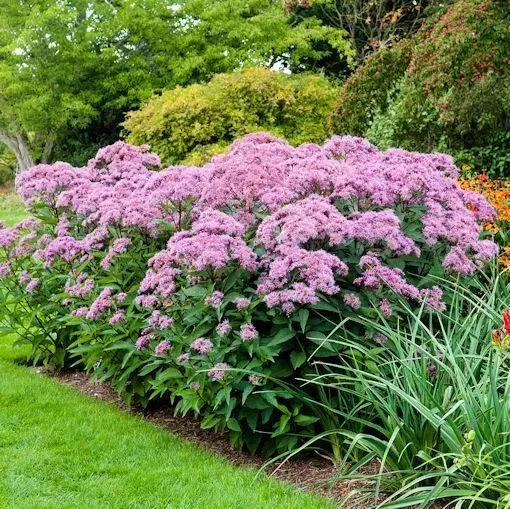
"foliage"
330,0,510,176
0,135,496,457
298,272,510,507
285,0,448,62
328,42,411,137
124,68,338,165
0,0,352,169
0,341,329,509
0,146,15,186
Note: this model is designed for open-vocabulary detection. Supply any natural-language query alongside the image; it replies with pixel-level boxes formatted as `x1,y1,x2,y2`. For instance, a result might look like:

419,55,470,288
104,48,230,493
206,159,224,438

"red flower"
503,309,510,334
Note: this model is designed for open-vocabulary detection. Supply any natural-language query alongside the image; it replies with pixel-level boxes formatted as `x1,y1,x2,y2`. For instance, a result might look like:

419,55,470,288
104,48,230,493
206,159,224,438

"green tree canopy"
0,0,353,171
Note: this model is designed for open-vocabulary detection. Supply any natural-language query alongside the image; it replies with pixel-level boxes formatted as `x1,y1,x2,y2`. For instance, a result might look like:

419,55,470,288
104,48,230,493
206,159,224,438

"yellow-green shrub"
124,68,337,164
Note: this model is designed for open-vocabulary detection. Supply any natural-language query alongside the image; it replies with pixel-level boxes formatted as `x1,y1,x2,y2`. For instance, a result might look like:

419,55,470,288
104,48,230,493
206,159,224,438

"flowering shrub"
0,134,497,455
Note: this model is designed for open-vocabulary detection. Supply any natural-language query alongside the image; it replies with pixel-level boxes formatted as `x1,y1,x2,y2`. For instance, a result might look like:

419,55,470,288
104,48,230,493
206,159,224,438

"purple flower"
240,323,258,342
86,288,114,320
26,279,39,293
190,337,213,355
373,333,388,345
420,286,446,312
189,381,200,391
20,270,31,285
148,310,174,330
177,353,190,363
116,292,127,302
135,294,158,309
343,294,361,310
66,276,95,298
109,310,126,325
155,340,171,355
204,291,224,308
101,237,132,269
234,297,251,310
0,262,10,277
71,307,88,318
216,320,231,337
248,374,262,385
0,228,19,248
379,299,392,317
208,362,230,381
135,335,150,350
13,134,498,339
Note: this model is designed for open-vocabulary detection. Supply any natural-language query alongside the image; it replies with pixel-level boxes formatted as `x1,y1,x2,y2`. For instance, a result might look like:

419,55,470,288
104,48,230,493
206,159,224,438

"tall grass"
290,268,510,507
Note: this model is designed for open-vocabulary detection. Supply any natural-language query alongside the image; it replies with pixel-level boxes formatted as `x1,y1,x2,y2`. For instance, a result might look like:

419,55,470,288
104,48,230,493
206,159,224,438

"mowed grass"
0,189,27,226
0,198,331,509
0,341,331,509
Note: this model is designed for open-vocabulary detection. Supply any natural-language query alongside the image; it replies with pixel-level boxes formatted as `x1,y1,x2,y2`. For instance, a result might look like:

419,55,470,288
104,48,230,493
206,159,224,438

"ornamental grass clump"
300,271,510,507
0,133,498,456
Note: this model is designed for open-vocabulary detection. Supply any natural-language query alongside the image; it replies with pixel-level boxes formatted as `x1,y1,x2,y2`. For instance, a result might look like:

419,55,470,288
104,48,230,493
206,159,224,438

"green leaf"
183,286,207,298
298,309,309,333
290,350,307,370
226,418,241,432
294,414,320,426
242,384,254,405
265,329,295,347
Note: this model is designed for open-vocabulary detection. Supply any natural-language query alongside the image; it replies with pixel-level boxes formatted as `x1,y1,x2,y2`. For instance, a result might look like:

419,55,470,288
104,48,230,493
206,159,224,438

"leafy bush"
330,0,510,176
0,134,497,457
329,42,411,137
124,68,338,165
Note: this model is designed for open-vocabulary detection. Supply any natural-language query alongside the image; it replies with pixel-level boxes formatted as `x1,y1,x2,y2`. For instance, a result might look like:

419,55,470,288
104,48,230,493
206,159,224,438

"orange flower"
458,175,510,267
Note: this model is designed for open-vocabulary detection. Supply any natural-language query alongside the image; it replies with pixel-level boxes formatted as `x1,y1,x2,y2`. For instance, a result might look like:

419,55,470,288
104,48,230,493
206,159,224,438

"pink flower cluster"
15,134,497,316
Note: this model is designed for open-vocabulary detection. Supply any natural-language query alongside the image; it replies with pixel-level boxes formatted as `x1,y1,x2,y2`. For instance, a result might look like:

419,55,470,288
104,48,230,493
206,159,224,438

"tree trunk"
41,135,54,164
0,128,35,173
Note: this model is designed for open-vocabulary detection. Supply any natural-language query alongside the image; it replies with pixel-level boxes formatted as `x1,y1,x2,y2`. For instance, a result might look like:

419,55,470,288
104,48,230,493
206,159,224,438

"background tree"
330,0,510,175
285,0,450,62
0,0,353,171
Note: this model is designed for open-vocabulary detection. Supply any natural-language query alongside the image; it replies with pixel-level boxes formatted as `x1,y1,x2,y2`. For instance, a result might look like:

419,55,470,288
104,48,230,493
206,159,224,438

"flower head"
155,340,171,355
190,337,213,355
216,320,231,337
208,362,229,381
234,297,251,310
204,291,224,308
240,323,258,342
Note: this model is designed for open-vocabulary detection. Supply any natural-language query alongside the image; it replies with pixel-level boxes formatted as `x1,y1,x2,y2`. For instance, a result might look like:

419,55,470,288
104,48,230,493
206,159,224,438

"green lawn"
0,190,26,226
0,197,331,509
0,336,330,509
